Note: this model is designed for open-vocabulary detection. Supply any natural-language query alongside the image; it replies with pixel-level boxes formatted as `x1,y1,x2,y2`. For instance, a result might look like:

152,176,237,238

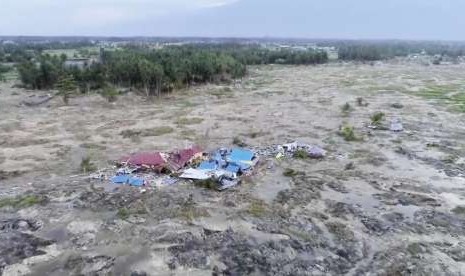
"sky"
1,0,464,40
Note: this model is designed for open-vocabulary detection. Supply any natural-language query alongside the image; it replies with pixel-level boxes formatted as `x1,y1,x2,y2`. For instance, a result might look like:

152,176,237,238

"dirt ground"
1,61,465,275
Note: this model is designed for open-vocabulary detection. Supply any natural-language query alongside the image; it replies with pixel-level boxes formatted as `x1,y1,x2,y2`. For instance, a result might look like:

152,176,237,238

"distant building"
64,48,104,69
63,58,95,69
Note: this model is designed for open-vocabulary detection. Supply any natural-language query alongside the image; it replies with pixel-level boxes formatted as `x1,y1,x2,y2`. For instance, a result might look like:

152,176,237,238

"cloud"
0,0,239,35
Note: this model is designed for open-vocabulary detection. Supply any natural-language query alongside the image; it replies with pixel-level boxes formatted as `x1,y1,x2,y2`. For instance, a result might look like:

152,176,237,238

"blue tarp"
129,177,144,187
198,161,218,171
112,175,130,184
112,175,144,186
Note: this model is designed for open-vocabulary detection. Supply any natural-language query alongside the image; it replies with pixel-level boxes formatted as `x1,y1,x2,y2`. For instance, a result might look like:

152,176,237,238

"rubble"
181,148,258,191
390,118,404,132
91,142,325,191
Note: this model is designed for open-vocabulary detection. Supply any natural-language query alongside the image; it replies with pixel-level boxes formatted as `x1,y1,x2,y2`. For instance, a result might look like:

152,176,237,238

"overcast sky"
1,0,464,40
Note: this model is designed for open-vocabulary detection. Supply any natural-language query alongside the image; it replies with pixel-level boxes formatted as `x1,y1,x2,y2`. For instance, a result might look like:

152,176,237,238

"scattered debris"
90,142,326,191
390,118,404,132
277,142,326,159
182,148,258,191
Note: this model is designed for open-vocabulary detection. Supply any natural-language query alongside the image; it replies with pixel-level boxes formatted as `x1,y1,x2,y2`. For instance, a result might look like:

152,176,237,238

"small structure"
64,58,93,69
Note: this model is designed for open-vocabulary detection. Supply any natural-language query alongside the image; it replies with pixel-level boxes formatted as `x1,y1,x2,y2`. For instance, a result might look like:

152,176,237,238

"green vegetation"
0,194,48,209
178,201,209,221
195,179,219,191
341,102,353,114
117,208,130,220
247,199,268,217
80,157,97,173
176,117,204,125
101,85,119,102
293,149,309,159
55,75,78,105
13,42,328,97
339,125,359,141
0,64,12,82
416,85,465,112
452,206,465,215
336,40,465,61
370,112,385,126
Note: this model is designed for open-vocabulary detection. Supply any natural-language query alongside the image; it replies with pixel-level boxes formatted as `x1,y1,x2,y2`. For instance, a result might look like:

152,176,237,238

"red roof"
168,146,202,171
121,152,166,167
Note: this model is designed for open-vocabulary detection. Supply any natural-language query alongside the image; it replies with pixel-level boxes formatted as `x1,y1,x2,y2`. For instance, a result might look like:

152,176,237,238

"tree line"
15,45,329,96
336,40,465,61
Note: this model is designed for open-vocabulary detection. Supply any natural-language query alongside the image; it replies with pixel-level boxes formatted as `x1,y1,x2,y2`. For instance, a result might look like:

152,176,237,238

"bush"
293,149,309,159
341,102,353,114
339,125,359,141
101,86,119,102
80,157,97,173
0,195,48,209
371,112,385,126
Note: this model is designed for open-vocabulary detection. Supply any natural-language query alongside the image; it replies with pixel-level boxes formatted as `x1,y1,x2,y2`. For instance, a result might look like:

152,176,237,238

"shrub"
371,112,385,126
339,125,359,141
101,86,119,102
293,149,309,159
341,102,353,114
80,157,97,173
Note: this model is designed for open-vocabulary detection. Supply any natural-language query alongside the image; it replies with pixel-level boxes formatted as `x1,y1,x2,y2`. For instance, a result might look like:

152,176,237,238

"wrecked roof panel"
121,152,166,167
229,148,255,162
168,146,203,171
198,161,218,171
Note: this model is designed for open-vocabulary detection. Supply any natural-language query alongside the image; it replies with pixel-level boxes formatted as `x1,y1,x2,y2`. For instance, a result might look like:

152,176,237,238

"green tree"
55,75,77,105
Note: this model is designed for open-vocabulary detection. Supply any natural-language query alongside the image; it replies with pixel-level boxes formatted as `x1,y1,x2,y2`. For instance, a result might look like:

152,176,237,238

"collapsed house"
180,148,259,190
108,146,259,191
99,142,324,191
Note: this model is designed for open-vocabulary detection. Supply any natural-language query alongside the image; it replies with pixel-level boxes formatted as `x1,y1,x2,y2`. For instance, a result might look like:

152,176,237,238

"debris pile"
180,148,259,190
255,142,326,160
91,142,325,191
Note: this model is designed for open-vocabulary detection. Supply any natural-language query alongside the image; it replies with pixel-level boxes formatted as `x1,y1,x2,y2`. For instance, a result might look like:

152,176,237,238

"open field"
43,47,101,58
1,62,465,275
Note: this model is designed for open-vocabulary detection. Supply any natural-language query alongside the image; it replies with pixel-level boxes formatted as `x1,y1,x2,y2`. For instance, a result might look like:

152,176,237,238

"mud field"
1,62,465,275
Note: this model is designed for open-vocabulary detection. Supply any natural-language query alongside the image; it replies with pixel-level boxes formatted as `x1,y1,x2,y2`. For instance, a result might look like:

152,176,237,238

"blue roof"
229,148,254,162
